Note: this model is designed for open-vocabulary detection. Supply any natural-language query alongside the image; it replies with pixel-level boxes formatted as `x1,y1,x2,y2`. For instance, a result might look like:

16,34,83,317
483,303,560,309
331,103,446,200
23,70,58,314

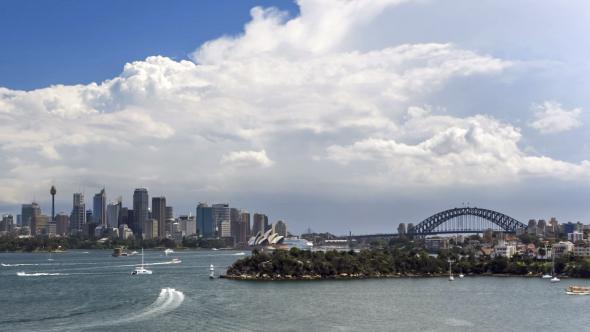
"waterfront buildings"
0,214,14,234
553,241,574,258
568,232,584,243
143,219,158,240
133,188,149,237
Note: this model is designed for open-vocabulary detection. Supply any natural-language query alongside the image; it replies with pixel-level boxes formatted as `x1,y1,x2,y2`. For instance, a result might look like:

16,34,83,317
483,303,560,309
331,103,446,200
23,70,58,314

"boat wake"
17,272,69,277
3,262,98,267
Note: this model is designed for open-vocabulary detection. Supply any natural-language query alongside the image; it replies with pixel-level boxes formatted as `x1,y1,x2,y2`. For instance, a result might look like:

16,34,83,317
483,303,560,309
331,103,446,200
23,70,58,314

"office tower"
196,203,215,238
152,197,166,238
165,206,173,220
31,213,48,236
0,214,14,233
212,203,230,237
50,185,56,222
527,219,537,235
86,210,94,224
55,213,69,236
537,219,547,236
230,208,241,243
397,223,407,236
179,215,197,236
143,219,158,240
273,220,287,237
93,188,107,226
239,211,251,244
70,193,86,235
21,202,40,228
17,214,22,227
118,207,129,226
133,188,149,237
106,199,122,228
252,213,268,236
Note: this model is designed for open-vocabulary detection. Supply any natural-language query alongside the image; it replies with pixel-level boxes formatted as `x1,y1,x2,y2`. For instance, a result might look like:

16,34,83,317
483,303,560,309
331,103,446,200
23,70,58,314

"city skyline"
1,1,590,234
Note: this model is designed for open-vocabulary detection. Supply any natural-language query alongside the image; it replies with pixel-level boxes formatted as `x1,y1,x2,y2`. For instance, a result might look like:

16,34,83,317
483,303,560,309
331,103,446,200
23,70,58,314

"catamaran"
131,249,152,275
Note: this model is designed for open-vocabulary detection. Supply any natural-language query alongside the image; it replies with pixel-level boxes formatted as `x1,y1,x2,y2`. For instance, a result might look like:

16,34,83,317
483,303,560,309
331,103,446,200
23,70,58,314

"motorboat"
566,285,590,295
541,274,552,279
550,276,560,283
171,258,182,264
164,249,174,256
131,249,152,275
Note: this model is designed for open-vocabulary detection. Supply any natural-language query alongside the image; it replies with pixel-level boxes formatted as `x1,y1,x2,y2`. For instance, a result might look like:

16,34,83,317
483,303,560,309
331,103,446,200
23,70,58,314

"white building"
567,232,584,243
573,245,590,257
494,244,517,258
552,241,574,258
220,220,231,238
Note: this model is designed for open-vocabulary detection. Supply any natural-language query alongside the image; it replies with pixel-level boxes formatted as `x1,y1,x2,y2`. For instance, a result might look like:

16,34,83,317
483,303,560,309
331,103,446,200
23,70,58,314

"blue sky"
0,0,298,90
0,0,589,234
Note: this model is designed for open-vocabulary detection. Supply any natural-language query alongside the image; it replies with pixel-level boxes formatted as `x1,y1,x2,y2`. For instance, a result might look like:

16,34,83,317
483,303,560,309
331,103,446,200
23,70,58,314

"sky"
0,0,589,234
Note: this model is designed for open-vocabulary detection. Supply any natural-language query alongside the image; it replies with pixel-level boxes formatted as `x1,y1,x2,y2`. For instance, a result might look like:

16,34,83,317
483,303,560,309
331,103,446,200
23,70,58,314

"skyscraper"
197,203,215,238
70,193,86,235
106,199,122,228
21,202,40,228
230,208,241,243
212,203,230,237
55,213,69,236
152,197,166,239
273,220,287,237
238,211,251,245
93,188,107,226
252,213,268,236
133,188,149,237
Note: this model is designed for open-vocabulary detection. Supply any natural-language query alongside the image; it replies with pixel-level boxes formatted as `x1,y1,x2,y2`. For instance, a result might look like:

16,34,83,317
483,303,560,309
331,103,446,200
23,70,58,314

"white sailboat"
131,248,152,275
209,264,215,279
448,260,454,281
550,249,559,283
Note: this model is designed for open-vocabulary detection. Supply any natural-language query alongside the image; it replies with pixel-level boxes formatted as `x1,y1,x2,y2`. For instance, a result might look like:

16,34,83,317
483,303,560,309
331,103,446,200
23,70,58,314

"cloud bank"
0,0,589,231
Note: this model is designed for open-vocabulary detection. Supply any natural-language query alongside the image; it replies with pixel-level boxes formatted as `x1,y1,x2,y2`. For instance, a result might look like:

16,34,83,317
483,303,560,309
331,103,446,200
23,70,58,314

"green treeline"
0,235,226,252
226,247,590,279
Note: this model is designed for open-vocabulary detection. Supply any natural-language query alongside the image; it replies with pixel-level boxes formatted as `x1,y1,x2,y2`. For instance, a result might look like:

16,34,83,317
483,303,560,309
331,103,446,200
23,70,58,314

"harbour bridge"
407,207,527,236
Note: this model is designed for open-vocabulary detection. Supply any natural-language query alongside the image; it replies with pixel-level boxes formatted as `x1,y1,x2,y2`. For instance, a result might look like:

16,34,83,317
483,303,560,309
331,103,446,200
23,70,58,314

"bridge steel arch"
410,207,527,235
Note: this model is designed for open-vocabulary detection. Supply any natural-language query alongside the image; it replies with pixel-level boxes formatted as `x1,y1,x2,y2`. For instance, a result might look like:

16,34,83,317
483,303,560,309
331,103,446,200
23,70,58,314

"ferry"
565,285,590,295
112,247,128,257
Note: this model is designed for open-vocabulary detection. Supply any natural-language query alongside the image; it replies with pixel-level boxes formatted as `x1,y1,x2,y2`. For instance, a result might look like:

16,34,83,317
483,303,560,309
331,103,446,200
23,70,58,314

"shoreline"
220,273,573,281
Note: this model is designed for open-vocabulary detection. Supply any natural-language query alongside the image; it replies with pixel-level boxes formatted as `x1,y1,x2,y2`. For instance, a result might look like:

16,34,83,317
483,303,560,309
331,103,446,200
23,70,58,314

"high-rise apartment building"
133,188,149,237
93,188,107,226
238,211,251,244
230,208,241,242
152,197,166,239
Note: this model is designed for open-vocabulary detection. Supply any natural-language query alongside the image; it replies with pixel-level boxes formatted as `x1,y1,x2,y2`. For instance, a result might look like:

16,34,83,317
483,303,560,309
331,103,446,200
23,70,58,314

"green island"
224,246,590,280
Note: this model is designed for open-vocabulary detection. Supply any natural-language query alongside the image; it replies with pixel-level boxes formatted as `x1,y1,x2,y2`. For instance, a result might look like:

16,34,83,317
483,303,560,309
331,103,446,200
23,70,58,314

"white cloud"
221,150,274,168
529,101,583,134
0,0,587,209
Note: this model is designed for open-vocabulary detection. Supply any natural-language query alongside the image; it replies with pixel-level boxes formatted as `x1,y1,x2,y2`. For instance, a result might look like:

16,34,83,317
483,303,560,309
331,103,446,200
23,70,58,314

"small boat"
112,247,127,257
47,252,54,261
164,249,174,256
131,249,152,275
541,274,552,279
171,258,182,264
459,273,464,279
566,285,590,295
448,260,454,281
211,248,219,251
209,264,215,279
549,250,559,283
129,251,139,256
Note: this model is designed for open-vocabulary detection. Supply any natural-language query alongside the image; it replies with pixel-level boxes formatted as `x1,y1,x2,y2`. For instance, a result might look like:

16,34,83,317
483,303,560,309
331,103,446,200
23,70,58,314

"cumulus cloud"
221,150,274,168
529,101,583,134
0,0,587,208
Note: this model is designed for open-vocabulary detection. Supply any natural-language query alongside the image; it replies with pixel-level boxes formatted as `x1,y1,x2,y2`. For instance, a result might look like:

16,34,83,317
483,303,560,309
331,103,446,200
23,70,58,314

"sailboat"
448,260,454,281
209,264,215,279
47,251,54,261
550,249,559,283
131,249,152,275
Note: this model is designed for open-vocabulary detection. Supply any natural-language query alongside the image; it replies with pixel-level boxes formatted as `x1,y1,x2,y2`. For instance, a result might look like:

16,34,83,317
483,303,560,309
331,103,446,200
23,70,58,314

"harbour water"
1,250,590,331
